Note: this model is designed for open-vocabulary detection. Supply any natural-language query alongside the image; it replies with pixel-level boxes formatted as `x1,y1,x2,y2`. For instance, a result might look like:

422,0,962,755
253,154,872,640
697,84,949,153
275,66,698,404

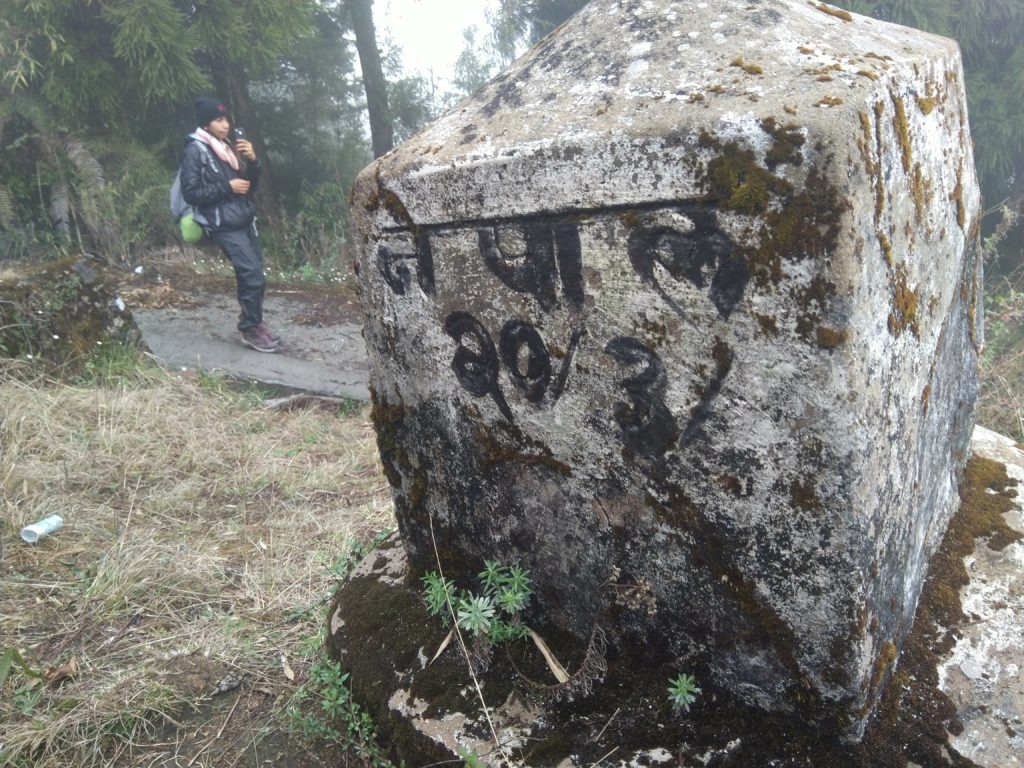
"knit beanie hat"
195,96,229,127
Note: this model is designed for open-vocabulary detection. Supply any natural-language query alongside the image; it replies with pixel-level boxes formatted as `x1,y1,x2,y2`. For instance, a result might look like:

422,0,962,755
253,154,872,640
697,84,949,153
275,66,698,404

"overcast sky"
376,0,499,86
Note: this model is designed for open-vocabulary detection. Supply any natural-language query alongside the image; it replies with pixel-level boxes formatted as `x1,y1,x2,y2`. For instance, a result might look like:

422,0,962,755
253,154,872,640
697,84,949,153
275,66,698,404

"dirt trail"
125,265,369,400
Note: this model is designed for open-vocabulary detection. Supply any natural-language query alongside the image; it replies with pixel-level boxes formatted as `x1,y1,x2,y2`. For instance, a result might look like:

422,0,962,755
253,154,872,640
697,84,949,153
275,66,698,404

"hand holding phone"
232,127,256,162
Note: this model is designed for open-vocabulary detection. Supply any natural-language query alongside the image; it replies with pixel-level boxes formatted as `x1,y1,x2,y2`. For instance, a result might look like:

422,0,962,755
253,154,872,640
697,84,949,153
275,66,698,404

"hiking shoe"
240,325,279,353
256,322,280,344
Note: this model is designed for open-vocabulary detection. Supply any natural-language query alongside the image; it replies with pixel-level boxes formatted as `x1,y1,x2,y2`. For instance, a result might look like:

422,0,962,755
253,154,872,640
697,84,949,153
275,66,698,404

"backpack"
169,140,214,244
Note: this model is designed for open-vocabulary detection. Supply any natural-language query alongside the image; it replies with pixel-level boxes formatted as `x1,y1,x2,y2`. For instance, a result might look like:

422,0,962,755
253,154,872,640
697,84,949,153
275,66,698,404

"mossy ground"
327,457,1018,767
0,257,141,368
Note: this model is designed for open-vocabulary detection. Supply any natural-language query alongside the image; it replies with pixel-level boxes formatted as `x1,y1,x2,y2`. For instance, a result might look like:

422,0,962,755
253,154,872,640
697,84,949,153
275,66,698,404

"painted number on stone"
477,221,584,311
604,337,679,456
435,208,744,446
604,335,735,454
627,209,747,321
445,312,583,422
376,230,435,296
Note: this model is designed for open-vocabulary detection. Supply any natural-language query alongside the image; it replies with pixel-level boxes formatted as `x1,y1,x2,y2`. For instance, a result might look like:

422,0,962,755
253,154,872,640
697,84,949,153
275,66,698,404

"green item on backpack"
180,212,204,244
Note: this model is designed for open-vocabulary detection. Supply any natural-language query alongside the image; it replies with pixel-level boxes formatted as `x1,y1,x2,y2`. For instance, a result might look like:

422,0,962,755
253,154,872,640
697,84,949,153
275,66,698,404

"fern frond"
64,139,106,190
49,178,71,240
0,184,19,230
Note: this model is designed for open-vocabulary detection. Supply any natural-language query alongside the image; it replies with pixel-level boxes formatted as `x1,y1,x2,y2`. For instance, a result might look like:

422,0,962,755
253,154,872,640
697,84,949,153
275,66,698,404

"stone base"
939,427,1024,766
325,428,1023,767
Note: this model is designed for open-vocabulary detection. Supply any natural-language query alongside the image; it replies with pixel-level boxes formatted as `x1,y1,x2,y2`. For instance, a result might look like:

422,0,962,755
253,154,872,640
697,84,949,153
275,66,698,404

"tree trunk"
212,64,282,224
349,0,394,158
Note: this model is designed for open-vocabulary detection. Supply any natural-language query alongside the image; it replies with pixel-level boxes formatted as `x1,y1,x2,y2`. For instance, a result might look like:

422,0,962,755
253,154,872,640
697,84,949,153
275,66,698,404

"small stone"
960,659,985,680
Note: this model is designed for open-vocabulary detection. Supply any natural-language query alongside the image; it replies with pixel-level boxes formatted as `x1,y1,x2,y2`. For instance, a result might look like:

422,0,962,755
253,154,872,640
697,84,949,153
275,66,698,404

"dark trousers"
212,225,265,331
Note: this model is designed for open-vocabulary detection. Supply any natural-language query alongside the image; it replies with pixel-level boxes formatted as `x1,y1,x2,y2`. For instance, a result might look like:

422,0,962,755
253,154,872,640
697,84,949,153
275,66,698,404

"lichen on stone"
887,263,921,338
730,56,764,75
810,2,854,22
891,93,913,174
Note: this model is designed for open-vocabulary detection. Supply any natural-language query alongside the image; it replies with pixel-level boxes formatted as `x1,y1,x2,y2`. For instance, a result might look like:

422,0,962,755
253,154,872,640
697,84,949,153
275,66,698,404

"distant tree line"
0,0,589,269
0,0,372,264
0,0,1019,276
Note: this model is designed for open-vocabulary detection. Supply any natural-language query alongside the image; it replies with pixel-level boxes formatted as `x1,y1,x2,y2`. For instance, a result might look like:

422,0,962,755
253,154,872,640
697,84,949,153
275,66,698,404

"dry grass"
979,269,1024,442
0,360,393,767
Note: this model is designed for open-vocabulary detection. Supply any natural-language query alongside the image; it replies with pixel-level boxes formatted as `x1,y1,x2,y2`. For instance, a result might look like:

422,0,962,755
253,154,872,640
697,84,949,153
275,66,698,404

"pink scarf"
195,127,240,171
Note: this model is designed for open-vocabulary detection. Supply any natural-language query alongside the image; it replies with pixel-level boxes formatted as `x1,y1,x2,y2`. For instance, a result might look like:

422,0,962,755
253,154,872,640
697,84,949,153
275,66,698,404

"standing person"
180,96,280,352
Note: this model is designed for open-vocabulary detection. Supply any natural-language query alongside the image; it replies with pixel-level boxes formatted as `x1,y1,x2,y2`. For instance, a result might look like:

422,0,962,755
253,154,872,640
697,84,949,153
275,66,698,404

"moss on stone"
325,571,455,767
380,189,413,227
812,2,854,22
855,640,898,718
761,117,805,169
790,477,823,514
618,209,644,229
887,264,920,338
473,419,573,477
857,110,873,153
362,186,380,212
891,93,913,174
951,163,966,230
704,145,781,215
911,163,928,223
871,100,886,128
857,110,885,220
701,127,846,347
408,469,429,511
795,274,837,331
370,390,412,490
651,486,824,721
717,473,745,497
730,56,764,75
754,312,779,336
634,314,670,348
816,326,848,349
877,231,894,266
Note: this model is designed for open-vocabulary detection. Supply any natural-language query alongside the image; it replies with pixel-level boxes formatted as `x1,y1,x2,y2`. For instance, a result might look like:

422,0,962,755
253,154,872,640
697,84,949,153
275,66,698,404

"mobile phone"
232,126,246,142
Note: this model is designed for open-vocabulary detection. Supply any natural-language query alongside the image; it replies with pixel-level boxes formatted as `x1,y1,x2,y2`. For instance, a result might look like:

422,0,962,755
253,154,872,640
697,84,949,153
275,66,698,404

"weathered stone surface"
351,0,981,740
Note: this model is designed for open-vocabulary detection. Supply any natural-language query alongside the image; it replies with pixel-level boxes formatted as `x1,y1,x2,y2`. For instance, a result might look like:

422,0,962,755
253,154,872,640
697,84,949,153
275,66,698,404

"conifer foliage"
838,0,1024,266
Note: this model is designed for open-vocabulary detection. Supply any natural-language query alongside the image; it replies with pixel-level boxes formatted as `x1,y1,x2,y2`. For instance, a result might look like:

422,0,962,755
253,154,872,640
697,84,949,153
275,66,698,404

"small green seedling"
668,672,701,712
420,560,532,639
421,570,457,623
458,745,485,767
456,594,496,634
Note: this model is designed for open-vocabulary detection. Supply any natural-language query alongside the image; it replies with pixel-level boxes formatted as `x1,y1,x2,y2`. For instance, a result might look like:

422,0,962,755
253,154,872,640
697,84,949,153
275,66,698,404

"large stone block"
351,0,981,739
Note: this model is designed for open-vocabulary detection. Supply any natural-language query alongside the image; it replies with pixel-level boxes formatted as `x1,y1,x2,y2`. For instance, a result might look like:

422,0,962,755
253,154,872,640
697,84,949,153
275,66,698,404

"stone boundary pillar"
349,0,981,741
